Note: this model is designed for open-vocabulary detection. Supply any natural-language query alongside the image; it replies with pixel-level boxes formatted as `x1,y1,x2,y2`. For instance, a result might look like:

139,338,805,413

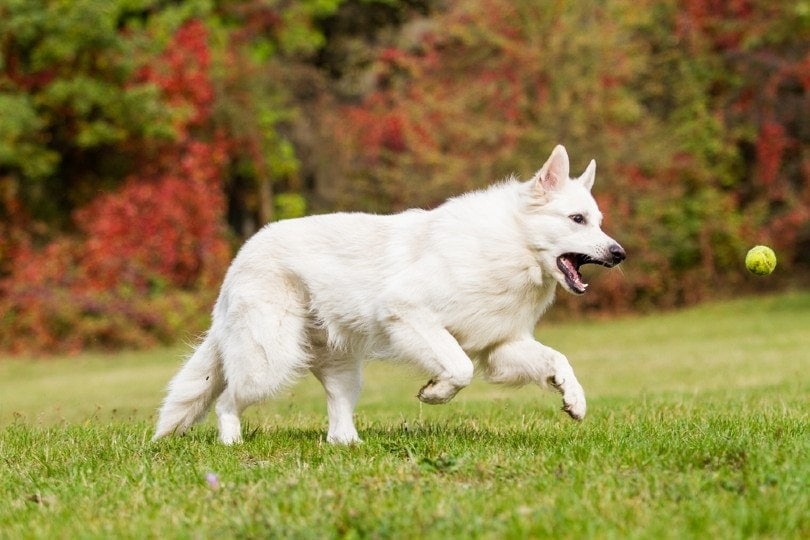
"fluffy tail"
153,336,224,440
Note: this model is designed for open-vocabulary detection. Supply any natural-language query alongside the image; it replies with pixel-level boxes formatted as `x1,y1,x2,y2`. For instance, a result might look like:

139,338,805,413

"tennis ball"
745,245,777,276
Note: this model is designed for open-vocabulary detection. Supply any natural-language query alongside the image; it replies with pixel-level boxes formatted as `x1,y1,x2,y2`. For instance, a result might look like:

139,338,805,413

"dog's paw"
326,431,362,445
549,375,586,421
220,432,243,445
562,394,586,421
417,378,459,404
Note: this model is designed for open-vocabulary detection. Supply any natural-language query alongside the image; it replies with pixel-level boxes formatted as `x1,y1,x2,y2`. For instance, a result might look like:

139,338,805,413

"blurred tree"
210,0,344,234
0,0,180,234
211,0,439,232
0,2,232,353
1,0,807,354
318,0,808,310
680,0,810,267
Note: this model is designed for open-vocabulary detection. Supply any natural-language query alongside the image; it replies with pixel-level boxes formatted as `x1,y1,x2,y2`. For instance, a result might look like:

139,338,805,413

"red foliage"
677,0,754,49
0,20,231,355
78,19,230,293
345,105,409,157
137,20,214,128
755,121,788,194
335,1,537,209
76,137,230,292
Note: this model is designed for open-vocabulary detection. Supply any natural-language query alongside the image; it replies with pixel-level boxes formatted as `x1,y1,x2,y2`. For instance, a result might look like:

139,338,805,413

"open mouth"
556,253,613,295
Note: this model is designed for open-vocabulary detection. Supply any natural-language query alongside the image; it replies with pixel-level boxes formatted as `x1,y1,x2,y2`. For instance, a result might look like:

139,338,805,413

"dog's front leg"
378,304,474,405
485,339,586,420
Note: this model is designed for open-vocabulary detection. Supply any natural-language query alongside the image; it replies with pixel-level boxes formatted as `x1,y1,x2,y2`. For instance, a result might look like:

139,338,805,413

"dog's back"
222,180,552,355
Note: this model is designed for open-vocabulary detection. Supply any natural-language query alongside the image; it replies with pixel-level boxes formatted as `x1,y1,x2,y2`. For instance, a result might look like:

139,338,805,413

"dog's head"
522,145,625,295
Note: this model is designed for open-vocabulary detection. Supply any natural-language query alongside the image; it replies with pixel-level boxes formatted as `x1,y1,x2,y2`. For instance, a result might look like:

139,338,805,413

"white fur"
153,145,624,445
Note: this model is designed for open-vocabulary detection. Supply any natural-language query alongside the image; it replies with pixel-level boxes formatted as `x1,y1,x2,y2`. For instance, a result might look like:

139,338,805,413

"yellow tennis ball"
745,245,777,276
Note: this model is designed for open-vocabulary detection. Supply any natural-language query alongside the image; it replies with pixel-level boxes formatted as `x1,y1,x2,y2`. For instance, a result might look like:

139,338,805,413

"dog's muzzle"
557,243,626,294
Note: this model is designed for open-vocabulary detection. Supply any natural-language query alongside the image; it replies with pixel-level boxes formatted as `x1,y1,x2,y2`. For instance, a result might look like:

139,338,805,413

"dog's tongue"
558,255,587,294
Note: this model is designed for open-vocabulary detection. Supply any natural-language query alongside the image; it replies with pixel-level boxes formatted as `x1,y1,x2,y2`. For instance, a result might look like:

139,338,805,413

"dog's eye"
569,214,586,225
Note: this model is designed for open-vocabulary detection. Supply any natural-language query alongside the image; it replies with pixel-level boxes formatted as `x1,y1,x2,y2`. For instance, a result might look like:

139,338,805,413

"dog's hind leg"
311,358,363,444
377,304,474,405
214,285,312,444
485,339,587,420
215,386,246,445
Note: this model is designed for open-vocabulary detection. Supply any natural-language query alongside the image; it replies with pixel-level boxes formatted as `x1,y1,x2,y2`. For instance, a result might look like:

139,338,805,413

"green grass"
1,292,808,538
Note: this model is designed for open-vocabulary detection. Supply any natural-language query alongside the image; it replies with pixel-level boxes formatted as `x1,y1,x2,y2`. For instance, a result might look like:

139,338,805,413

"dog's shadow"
248,421,564,453
150,414,569,460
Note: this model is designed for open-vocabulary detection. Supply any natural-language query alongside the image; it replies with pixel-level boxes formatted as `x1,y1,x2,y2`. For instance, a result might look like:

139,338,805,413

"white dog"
154,145,625,445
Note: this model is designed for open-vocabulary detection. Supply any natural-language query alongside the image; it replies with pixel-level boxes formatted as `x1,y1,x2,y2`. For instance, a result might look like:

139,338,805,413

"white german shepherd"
154,145,625,444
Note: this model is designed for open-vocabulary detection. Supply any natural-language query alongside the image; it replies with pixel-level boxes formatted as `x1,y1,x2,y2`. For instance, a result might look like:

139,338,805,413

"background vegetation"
1,0,808,354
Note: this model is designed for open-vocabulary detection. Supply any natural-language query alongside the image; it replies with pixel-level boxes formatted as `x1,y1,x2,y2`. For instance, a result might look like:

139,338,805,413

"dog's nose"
609,243,626,265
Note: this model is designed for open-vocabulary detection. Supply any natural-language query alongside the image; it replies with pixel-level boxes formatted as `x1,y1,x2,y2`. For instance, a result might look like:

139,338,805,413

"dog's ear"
580,159,596,191
534,145,570,193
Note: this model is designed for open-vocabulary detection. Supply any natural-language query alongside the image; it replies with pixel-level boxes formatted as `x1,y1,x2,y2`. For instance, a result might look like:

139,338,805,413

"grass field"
1,292,808,538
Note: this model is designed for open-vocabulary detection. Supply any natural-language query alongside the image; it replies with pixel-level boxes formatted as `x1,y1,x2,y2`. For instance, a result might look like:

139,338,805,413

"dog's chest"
445,281,556,353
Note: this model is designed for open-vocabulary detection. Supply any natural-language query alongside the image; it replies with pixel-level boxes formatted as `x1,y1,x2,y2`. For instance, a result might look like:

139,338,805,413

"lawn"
1,292,808,538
